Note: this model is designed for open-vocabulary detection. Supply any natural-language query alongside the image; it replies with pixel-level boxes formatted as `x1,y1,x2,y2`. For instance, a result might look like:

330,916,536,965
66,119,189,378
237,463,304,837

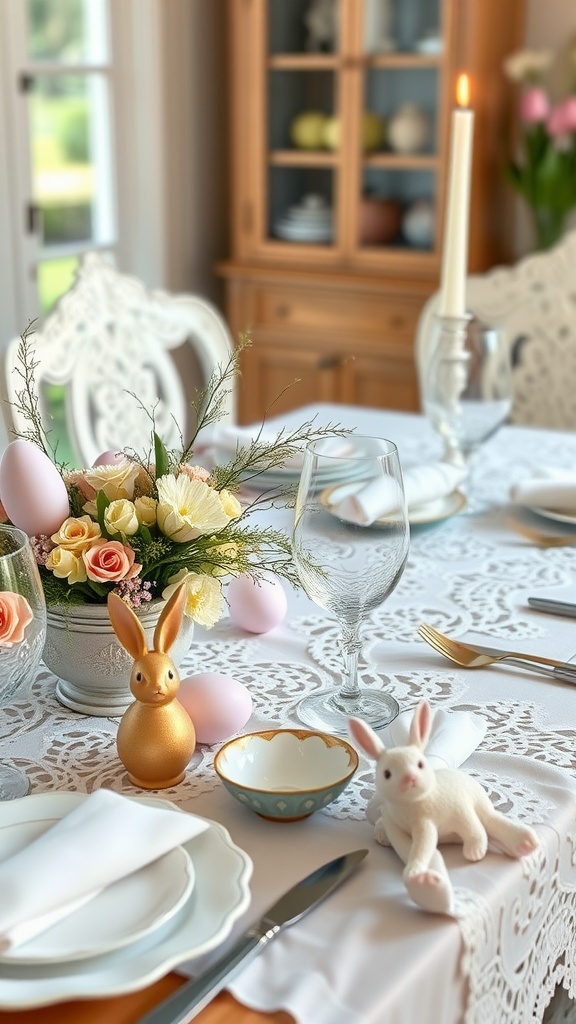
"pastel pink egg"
226,575,288,633
92,449,125,467
178,672,252,744
0,440,70,536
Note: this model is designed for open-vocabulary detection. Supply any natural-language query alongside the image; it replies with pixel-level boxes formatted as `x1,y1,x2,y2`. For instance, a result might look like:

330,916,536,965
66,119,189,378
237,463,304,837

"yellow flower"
83,460,141,501
162,569,224,627
51,515,101,553
219,489,242,519
104,499,139,536
156,474,229,543
134,495,157,526
46,547,87,584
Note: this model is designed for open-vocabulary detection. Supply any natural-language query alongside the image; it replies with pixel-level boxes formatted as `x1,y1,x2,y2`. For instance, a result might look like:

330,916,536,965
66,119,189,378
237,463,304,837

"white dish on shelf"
320,482,466,526
0,792,252,1009
274,220,333,243
0,821,194,965
527,505,576,527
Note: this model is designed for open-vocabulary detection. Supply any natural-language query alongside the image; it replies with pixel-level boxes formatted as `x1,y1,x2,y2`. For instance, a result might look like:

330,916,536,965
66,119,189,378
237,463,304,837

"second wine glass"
291,436,409,734
0,524,46,799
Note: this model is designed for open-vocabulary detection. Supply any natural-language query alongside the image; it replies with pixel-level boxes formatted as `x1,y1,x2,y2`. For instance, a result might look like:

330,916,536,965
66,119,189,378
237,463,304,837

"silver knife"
528,597,576,618
139,848,368,1024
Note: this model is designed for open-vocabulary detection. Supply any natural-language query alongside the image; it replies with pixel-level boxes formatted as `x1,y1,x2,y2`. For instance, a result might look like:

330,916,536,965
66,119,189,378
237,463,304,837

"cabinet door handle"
274,304,291,319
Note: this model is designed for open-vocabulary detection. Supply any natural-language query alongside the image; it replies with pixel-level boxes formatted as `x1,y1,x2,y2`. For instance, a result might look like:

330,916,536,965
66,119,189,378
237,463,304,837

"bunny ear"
348,717,385,761
107,592,148,659
408,699,432,749
154,583,187,654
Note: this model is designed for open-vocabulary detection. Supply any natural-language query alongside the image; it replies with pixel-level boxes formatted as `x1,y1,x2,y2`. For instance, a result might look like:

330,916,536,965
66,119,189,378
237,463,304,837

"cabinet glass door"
358,0,442,254
267,0,341,250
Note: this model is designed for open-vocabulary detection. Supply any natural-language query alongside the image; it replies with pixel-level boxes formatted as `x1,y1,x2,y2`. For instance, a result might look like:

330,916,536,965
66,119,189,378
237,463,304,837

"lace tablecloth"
4,405,576,1024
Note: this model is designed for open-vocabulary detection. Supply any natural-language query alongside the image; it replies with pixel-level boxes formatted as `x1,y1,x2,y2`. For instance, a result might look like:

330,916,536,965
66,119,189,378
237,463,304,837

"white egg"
178,672,253,744
0,440,70,536
226,575,288,633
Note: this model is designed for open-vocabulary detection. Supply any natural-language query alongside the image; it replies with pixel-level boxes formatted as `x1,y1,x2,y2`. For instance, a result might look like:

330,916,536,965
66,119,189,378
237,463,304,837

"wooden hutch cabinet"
217,0,524,423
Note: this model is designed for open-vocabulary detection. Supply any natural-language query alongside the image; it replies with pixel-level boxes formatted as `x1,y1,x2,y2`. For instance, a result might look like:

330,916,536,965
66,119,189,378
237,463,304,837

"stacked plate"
274,194,333,243
0,793,252,1009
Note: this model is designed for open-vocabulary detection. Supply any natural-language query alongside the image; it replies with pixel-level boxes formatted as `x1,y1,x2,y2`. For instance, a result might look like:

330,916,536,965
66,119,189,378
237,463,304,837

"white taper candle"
438,74,474,318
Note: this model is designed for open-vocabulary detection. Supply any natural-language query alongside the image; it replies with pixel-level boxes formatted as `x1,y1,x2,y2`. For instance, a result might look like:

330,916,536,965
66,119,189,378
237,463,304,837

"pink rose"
520,86,550,124
547,96,576,136
0,592,33,646
82,540,141,583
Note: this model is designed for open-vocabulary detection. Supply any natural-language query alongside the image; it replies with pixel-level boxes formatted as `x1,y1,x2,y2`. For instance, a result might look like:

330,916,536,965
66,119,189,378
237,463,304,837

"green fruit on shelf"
321,111,385,152
361,111,386,152
290,111,328,150
321,116,340,150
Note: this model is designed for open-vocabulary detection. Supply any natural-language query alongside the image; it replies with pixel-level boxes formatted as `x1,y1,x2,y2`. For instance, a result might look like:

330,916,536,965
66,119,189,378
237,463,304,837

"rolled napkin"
510,469,576,513
335,461,467,525
366,706,486,824
0,789,208,952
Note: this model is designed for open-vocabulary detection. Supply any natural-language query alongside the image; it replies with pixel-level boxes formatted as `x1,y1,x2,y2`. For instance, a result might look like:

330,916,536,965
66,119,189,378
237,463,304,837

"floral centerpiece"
503,45,576,250
1,327,339,627
0,326,343,716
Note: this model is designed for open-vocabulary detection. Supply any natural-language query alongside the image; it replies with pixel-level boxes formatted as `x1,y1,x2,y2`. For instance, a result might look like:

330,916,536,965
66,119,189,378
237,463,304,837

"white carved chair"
415,230,576,430
1,252,236,466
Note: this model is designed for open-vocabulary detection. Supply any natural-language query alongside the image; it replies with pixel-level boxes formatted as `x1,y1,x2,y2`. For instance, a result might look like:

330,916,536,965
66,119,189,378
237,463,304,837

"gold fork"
418,622,576,682
506,518,576,547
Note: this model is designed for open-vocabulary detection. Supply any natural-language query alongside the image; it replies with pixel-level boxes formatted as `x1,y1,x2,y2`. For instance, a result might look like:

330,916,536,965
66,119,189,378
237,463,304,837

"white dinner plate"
527,505,576,527
0,793,253,1010
320,483,466,526
0,818,194,965
409,491,467,525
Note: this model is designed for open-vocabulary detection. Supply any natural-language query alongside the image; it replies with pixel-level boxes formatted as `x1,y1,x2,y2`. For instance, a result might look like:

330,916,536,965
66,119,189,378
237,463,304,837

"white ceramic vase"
43,601,195,717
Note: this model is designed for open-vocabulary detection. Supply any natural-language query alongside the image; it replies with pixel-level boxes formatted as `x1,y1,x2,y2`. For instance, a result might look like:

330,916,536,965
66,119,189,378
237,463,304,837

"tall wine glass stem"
340,626,362,700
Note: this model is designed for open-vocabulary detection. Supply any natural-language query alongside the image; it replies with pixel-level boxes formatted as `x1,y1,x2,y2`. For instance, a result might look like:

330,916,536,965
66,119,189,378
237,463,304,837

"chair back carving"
2,253,235,466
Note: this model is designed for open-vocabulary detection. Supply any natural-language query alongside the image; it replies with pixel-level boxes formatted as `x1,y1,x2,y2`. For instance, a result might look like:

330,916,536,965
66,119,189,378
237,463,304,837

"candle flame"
456,74,470,108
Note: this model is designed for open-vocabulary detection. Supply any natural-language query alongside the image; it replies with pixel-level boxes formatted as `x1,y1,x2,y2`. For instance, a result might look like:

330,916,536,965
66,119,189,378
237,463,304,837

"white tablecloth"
3,405,576,1024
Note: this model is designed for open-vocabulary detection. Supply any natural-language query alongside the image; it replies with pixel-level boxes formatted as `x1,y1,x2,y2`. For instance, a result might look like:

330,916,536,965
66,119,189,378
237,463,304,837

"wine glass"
0,525,46,799
420,313,512,512
291,436,409,734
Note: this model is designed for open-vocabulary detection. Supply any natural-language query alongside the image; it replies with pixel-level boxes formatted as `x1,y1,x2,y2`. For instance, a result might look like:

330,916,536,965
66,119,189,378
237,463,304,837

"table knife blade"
528,597,576,618
138,848,368,1024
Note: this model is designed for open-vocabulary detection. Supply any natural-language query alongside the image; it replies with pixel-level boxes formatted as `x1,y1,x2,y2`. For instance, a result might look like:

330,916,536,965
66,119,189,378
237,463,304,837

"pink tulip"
520,86,550,124
547,96,576,137
0,592,33,646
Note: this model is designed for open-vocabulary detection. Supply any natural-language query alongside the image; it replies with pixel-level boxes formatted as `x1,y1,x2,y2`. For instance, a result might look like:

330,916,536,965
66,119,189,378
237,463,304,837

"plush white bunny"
349,700,539,915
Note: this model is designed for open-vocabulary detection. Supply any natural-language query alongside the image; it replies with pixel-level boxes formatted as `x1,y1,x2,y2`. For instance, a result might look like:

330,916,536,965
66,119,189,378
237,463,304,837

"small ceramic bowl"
214,728,359,821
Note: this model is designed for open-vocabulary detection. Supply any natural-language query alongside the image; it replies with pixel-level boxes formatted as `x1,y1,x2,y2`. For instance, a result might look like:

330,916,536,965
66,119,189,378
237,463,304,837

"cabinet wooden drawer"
254,288,419,339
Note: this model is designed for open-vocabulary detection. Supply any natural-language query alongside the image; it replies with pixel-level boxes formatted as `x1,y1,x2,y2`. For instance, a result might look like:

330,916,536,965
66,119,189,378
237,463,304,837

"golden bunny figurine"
107,583,196,789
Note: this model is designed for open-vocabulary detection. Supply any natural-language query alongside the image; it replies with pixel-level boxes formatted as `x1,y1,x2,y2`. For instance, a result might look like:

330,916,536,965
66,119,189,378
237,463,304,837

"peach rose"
51,515,101,552
82,540,141,583
0,591,33,646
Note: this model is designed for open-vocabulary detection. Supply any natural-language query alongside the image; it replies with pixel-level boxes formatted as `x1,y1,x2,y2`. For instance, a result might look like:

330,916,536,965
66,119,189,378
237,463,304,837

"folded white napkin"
0,789,208,952
335,461,467,525
385,706,487,770
510,469,576,512
195,424,351,473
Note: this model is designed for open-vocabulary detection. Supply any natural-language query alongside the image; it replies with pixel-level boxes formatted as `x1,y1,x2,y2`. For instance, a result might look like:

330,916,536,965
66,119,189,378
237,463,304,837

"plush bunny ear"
348,717,385,760
408,699,432,750
107,592,148,660
154,583,187,654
